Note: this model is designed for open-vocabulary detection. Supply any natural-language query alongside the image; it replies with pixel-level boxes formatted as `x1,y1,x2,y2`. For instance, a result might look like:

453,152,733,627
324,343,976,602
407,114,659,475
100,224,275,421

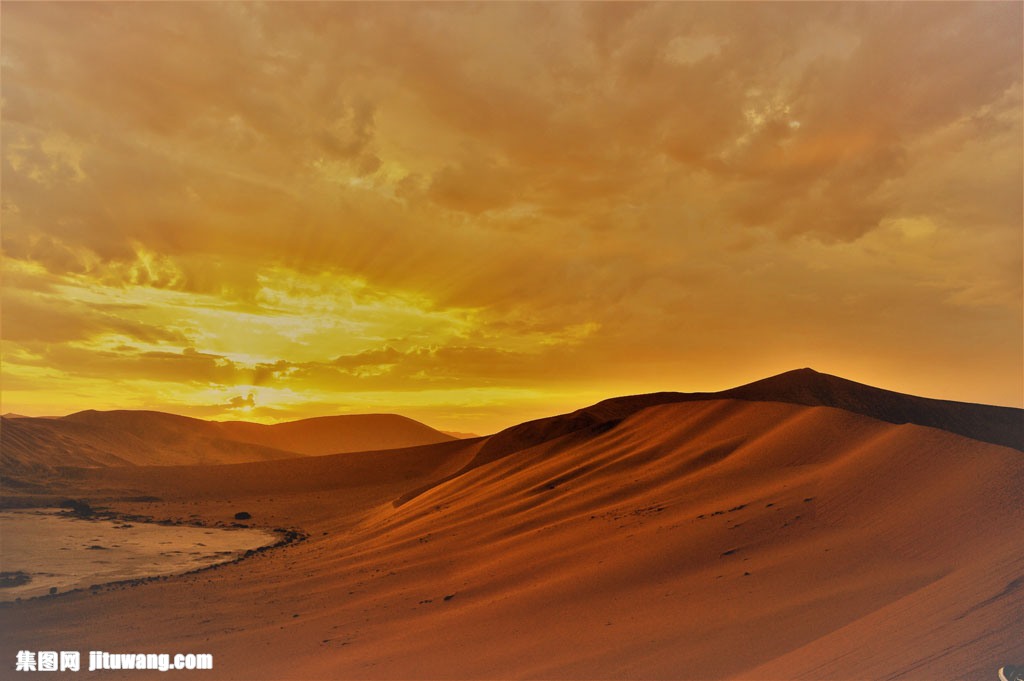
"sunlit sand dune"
0,410,454,482
1,371,1020,680
214,413,456,455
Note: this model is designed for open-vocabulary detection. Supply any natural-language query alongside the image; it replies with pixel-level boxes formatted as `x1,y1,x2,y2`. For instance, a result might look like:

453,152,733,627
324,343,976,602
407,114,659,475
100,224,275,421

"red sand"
1,393,1021,679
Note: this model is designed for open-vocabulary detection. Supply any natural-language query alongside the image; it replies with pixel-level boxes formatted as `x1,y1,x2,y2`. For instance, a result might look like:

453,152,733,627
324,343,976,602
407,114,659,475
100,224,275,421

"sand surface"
1,396,1021,679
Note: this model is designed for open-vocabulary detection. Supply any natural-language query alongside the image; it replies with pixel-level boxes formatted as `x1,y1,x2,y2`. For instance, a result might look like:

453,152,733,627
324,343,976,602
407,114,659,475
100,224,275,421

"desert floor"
2,396,1022,680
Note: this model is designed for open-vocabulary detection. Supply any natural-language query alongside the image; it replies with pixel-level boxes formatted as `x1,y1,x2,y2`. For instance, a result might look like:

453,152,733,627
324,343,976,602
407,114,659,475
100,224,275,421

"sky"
2,2,1021,435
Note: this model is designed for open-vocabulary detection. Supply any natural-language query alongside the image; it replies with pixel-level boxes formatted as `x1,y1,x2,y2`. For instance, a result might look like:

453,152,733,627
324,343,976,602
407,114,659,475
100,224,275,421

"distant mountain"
1,411,296,478
0,410,455,479
213,414,455,455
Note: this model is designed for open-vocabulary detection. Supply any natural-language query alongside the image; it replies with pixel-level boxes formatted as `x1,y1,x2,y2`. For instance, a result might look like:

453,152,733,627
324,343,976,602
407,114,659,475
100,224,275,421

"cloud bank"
2,3,1021,432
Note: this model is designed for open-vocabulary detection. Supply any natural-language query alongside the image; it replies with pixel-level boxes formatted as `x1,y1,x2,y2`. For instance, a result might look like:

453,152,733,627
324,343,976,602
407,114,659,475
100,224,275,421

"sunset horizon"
2,364,1018,439
3,2,1022,434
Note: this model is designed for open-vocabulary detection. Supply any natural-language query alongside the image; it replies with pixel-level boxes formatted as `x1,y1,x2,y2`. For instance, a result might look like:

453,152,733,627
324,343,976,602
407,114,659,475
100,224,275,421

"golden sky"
2,2,1021,434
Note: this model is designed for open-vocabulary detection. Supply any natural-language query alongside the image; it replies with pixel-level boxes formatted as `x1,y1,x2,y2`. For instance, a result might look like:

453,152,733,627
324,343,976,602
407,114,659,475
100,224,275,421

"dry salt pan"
0,509,276,601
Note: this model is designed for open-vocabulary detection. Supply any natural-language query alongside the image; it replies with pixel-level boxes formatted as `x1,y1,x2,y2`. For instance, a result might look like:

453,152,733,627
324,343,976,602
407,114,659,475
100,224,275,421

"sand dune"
717,368,1022,449
0,410,455,484
213,413,455,456
2,412,297,478
475,368,1021,463
1,371,1021,680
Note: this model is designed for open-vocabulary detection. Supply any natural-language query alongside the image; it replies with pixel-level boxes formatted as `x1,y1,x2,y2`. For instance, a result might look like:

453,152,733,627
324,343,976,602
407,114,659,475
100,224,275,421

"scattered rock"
60,499,95,518
0,571,31,588
234,512,252,520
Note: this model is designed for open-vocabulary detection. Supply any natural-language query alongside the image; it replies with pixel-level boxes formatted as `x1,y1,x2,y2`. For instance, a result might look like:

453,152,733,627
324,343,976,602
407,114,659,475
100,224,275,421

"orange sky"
2,3,1021,434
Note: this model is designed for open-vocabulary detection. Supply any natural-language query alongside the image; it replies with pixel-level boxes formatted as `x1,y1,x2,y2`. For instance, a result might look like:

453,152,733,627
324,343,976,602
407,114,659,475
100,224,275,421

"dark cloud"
1,291,186,345
227,393,256,409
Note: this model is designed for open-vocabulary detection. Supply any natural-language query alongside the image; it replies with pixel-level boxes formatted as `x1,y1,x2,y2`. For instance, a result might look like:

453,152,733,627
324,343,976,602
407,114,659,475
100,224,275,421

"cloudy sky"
2,2,1021,434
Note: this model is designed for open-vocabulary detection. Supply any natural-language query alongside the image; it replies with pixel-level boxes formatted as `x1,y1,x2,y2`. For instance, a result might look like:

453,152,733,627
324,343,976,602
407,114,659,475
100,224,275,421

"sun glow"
2,3,1021,432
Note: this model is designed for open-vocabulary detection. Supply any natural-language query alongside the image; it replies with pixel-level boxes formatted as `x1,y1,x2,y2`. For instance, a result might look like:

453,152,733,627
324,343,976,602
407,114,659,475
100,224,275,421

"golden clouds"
1,258,602,429
1,3,1021,431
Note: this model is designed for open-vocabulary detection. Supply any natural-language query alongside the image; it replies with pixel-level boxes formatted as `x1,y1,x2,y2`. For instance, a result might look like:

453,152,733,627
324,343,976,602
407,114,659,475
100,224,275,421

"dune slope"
2,393,1020,680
